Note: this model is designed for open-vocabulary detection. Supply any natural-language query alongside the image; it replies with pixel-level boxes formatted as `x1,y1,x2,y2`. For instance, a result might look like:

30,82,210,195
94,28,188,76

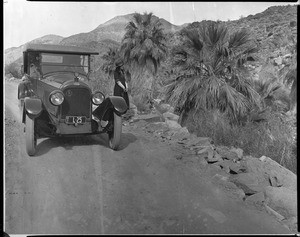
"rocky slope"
127,100,297,233
4,34,64,65
226,4,297,78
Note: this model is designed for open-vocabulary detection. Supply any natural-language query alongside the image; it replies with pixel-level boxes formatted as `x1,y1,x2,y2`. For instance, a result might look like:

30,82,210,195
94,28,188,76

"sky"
4,0,298,49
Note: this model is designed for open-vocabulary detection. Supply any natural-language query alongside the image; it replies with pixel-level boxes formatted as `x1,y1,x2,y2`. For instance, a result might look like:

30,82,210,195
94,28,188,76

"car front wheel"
19,99,24,122
25,114,37,156
108,112,122,150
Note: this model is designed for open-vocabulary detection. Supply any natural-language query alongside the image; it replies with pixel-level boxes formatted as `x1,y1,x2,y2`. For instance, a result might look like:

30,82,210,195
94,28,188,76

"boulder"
245,192,265,205
157,103,174,113
171,127,190,140
197,147,210,155
229,172,270,194
211,174,245,199
212,173,229,182
214,160,231,173
229,162,247,174
264,186,297,218
274,57,283,66
184,137,212,148
171,132,191,144
205,149,222,163
215,146,240,161
264,204,285,221
153,98,162,104
203,163,229,178
165,119,182,130
245,156,266,174
268,173,283,187
259,156,296,191
229,147,244,159
215,160,246,174
163,112,180,122
134,113,165,123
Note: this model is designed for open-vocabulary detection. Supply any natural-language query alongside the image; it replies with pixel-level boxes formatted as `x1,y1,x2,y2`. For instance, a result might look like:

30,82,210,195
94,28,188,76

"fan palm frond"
121,12,166,75
101,47,121,77
202,21,228,48
167,20,260,122
228,29,252,50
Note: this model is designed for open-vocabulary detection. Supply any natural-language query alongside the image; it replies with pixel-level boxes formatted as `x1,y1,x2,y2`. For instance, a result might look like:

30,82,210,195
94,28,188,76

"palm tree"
120,12,167,98
248,78,291,123
279,41,297,115
101,47,121,78
165,21,260,124
101,47,123,94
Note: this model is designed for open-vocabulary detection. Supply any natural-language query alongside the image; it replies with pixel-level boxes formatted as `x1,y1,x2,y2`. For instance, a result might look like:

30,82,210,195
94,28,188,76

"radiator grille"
61,88,91,118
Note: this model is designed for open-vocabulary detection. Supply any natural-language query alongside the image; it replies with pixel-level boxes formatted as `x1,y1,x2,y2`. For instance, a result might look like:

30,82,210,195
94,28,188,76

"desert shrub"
290,21,296,27
89,73,113,97
5,62,22,78
132,93,152,114
183,109,297,174
122,108,135,121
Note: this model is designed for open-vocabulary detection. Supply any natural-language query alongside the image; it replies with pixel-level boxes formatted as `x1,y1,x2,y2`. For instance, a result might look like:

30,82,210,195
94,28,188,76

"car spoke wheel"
108,112,122,150
25,114,37,156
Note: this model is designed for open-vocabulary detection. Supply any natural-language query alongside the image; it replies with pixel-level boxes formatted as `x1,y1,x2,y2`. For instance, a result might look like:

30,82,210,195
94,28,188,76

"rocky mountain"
4,13,180,72
4,4,297,82
227,5,297,59
5,34,64,65
60,13,181,46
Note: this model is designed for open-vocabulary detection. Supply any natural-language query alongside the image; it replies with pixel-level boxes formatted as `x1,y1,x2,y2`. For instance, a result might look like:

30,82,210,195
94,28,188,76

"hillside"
4,34,64,65
4,4,297,82
60,13,180,46
227,4,297,59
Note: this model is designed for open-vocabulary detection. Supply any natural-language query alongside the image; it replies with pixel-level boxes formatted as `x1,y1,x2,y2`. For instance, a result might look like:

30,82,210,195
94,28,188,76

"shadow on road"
34,132,137,156
118,132,138,150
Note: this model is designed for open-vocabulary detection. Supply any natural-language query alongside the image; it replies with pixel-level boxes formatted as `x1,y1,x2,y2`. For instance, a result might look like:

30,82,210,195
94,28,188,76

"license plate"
65,116,86,124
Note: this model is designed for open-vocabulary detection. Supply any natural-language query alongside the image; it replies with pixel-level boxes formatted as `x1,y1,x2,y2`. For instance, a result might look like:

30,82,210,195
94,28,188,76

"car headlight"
92,91,105,105
49,90,64,106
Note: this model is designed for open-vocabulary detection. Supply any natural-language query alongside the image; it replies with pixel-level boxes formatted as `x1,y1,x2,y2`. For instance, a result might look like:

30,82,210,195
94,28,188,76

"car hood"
43,73,90,90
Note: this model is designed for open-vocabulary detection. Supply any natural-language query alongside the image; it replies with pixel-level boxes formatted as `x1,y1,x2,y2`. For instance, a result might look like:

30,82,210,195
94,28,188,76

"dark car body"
18,44,128,155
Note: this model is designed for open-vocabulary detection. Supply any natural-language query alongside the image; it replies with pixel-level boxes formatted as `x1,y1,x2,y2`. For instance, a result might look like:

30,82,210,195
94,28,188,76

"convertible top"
24,44,99,55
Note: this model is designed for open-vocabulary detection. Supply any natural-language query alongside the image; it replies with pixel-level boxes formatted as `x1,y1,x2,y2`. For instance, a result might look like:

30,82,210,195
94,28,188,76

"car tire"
25,114,37,156
19,99,24,122
108,112,122,150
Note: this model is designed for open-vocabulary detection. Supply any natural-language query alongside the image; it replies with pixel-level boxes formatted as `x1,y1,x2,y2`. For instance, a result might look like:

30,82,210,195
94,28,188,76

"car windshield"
40,53,89,77
42,72,90,85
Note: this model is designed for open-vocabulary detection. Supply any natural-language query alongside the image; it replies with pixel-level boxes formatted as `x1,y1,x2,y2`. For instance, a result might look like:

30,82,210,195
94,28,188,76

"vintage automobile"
18,44,128,156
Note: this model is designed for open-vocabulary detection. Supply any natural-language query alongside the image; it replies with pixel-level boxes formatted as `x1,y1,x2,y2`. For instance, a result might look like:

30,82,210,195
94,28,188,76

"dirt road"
4,80,291,234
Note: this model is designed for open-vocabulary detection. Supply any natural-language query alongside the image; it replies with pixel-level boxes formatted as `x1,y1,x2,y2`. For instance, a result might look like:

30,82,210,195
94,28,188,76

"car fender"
18,80,33,99
24,97,43,120
92,96,128,121
108,96,128,114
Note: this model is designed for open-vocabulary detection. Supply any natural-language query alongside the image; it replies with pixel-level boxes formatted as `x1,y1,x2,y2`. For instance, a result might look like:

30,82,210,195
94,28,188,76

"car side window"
28,53,41,79
29,63,41,79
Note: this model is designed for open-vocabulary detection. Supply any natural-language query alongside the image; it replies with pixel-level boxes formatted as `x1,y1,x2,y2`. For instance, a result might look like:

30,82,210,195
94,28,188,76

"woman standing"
114,59,130,108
